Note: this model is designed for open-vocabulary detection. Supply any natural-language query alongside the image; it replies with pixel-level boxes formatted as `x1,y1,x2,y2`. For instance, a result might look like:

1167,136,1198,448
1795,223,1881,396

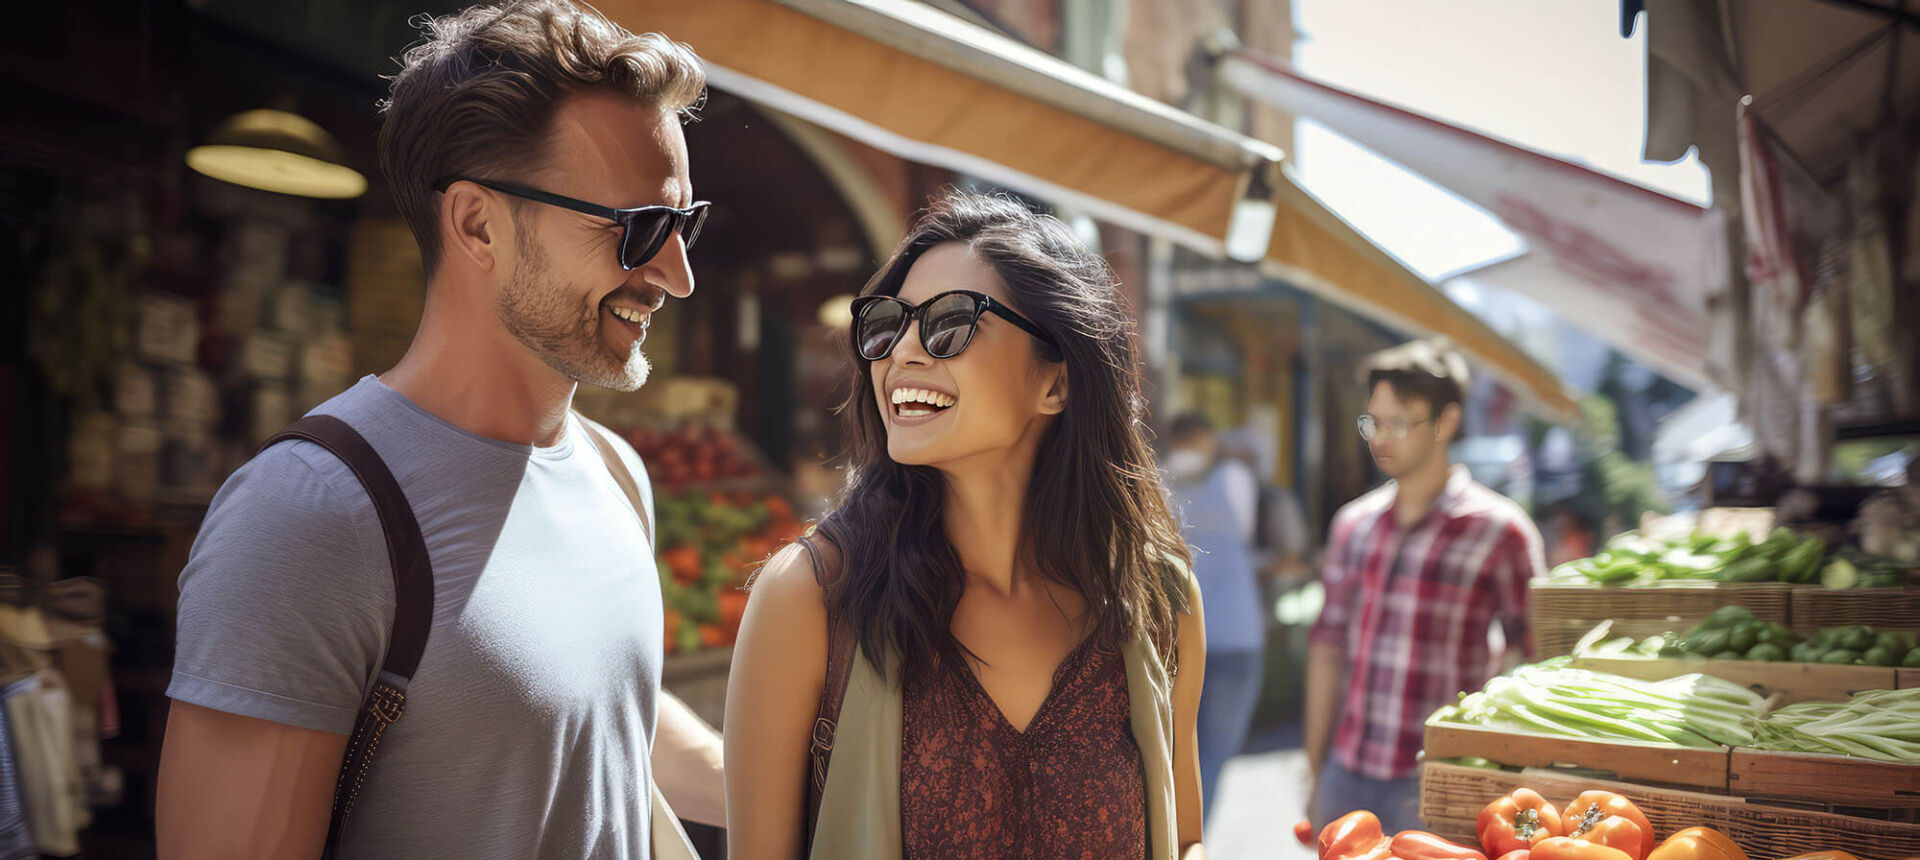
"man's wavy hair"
378,0,706,275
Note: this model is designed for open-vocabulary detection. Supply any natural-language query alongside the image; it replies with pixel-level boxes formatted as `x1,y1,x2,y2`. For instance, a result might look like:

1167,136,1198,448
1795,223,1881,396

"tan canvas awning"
1267,177,1581,421
603,0,1576,419
603,0,1282,256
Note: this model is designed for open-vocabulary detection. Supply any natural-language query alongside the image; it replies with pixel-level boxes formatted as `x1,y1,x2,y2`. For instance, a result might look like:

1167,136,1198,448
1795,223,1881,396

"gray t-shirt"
169,375,663,859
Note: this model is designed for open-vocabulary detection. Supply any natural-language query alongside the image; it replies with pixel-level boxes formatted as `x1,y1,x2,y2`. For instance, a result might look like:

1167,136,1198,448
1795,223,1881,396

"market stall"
1302,507,1920,859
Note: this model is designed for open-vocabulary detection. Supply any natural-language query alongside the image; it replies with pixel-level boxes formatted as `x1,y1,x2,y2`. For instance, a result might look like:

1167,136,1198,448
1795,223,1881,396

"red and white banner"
1220,52,1725,390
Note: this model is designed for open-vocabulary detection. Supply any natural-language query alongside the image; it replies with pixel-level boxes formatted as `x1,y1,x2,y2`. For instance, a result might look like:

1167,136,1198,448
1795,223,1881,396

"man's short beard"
497,223,650,392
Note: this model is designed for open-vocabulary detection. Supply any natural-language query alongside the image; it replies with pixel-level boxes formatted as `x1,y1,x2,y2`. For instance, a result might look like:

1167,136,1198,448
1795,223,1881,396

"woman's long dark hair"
810,189,1192,677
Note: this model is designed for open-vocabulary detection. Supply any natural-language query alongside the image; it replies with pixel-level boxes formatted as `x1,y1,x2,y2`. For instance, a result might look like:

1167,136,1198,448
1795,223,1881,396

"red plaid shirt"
1310,466,1544,780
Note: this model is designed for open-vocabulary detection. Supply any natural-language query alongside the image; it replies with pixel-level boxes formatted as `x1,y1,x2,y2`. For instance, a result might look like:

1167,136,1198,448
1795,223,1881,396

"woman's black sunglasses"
435,177,710,270
850,290,1058,361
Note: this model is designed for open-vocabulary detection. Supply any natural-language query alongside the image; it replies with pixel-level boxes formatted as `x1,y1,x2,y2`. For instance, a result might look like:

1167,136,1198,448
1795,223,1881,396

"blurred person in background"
1165,413,1266,823
1304,339,1545,834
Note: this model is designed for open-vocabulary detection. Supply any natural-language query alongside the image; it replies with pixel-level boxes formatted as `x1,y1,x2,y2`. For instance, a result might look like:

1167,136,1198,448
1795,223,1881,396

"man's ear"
1039,365,1068,416
1436,401,1463,442
441,181,503,274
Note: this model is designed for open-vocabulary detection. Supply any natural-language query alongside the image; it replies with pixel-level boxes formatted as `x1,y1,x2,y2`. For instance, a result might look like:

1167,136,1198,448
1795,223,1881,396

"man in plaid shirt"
1304,340,1544,833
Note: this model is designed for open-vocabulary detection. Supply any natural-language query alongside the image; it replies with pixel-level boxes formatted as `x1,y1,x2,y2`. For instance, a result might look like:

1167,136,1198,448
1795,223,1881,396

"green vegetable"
1756,624,1801,646
1821,649,1861,664
1728,622,1760,653
1718,557,1774,582
1660,548,1725,580
1862,646,1899,667
1840,626,1877,652
1586,558,1642,584
1437,659,1766,748
1822,558,1861,590
1700,605,1759,631
1904,648,1920,668
1748,688,1920,762
1875,631,1915,653
1764,527,1800,551
1710,650,1744,661
1865,569,1910,588
1784,536,1826,583
1790,642,1817,662
1687,629,1732,655
1746,643,1787,662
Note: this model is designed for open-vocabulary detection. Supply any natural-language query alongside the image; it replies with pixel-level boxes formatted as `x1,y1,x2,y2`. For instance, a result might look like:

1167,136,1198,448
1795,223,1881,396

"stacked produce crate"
1415,511,1920,857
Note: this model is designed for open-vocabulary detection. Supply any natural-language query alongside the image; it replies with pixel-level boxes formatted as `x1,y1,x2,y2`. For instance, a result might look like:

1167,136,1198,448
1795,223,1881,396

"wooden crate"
1728,749,1920,810
1792,585,1920,632
1421,761,1920,859
1424,715,1728,791
1531,581,1793,657
1901,668,1920,690
1569,655,1900,705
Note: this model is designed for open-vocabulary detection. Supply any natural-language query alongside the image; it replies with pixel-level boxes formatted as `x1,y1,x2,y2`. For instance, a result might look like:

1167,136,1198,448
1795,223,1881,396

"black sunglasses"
850,290,1058,361
436,177,710,270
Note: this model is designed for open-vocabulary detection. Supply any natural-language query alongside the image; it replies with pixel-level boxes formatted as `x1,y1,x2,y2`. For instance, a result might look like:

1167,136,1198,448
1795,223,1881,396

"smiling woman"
724,189,1211,860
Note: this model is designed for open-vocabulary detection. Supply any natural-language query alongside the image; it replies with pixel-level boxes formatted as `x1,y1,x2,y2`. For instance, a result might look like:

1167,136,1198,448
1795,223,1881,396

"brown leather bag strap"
799,535,856,852
261,415,435,860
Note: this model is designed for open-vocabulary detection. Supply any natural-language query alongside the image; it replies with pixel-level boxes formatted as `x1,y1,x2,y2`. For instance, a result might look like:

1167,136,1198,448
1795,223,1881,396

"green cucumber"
1702,605,1759,631
1821,649,1861,664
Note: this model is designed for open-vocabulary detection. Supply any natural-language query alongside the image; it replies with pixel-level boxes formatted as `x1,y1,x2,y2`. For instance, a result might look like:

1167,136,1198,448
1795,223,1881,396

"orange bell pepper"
1531,838,1632,860
1644,827,1747,860
1494,852,1532,860
1780,854,1858,860
1562,791,1655,860
1319,810,1391,860
1479,788,1566,854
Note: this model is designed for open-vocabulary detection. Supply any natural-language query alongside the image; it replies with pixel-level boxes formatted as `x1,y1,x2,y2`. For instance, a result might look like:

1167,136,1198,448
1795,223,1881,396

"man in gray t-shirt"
155,4,722,857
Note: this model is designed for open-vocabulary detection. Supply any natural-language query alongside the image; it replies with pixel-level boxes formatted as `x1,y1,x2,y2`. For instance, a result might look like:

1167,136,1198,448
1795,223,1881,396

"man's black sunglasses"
851,290,1058,361
435,177,710,270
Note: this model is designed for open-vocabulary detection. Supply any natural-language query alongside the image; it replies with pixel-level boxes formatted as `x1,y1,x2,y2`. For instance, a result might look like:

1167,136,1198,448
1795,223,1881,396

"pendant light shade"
186,108,367,199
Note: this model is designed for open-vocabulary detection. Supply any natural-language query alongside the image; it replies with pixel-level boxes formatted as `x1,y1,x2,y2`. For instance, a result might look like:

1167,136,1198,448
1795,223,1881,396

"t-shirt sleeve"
167,442,394,735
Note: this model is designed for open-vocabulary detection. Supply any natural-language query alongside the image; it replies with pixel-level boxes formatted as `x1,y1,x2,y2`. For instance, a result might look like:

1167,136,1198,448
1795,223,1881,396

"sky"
1289,0,1713,282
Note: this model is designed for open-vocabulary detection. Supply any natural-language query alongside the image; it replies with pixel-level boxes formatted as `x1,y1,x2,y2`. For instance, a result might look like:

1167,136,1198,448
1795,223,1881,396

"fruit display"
624,422,765,487
1579,606,1920,668
655,490,804,655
